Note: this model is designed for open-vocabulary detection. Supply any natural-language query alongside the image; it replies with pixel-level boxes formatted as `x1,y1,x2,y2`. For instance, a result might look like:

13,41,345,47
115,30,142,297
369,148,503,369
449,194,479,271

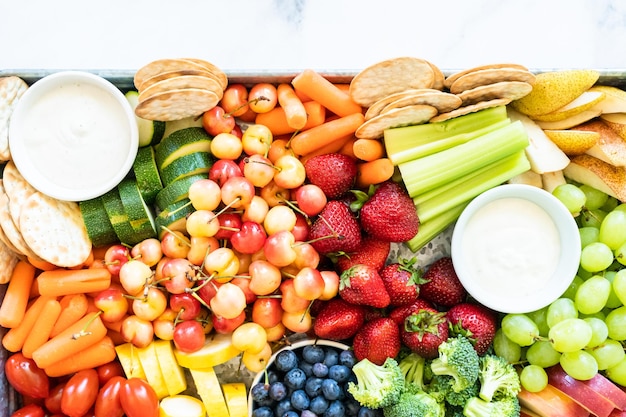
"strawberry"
380,258,425,306
312,298,367,341
304,153,357,199
339,264,390,308
400,307,449,359
307,200,361,255
388,298,435,326
357,181,419,242
352,317,401,365
447,302,498,355
419,257,467,307
335,234,391,273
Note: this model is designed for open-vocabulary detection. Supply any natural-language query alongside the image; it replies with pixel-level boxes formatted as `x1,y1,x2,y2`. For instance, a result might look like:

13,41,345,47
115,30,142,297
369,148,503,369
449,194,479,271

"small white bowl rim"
451,184,581,314
8,70,138,201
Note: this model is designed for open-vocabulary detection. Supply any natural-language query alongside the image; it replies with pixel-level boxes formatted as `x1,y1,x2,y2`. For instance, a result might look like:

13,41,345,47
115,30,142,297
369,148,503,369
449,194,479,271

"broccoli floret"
463,396,521,417
347,357,404,409
382,388,445,417
428,374,479,407
430,335,480,393
398,352,427,391
478,354,522,402
444,405,465,417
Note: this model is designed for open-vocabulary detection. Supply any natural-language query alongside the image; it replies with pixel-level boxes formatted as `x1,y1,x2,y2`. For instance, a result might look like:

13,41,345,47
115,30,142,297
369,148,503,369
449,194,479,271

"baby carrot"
32,311,108,369
44,336,116,377
36,268,111,297
2,296,53,352
255,101,326,136
353,138,386,161
50,293,89,338
277,83,307,130
27,256,58,271
299,134,355,165
294,88,312,103
356,158,395,188
0,260,37,328
22,298,62,358
291,69,363,117
339,136,358,159
290,113,365,156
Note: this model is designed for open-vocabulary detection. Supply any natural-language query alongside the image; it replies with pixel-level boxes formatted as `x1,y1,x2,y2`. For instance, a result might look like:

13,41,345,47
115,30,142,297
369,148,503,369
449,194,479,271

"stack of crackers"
349,57,536,139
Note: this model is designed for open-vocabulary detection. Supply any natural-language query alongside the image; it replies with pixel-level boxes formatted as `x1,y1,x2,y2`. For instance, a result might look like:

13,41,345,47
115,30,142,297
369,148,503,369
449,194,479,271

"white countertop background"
2,0,626,74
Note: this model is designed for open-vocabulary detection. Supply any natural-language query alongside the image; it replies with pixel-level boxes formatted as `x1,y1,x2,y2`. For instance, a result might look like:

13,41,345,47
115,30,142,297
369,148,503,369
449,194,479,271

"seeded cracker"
355,105,438,139
0,192,38,260
364,89,441,120
429,98,510,123
138,75,223,103
134,58,212,90
182,57,229,90
135,88,220,121
456,81,533,106
2,160,37,227
0,181,23,256
0,76,29,162
20,191,92,268
444,63,530,90
380,90,463,115
449,68,536,94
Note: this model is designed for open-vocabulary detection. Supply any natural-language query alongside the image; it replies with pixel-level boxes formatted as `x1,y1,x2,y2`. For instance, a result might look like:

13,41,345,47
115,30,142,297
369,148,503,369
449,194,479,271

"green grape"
614,203,626,212
525,340,561,368
492,328,522,363
575,275,611,315
580,241,614,273
605,305,626,340
561,275,585,300
549,318,592,352
577,266,593,280
546,298,577,328
527,306,550,337
560,350,598,380
579,226,600,249
614,241,626,266
519,365,548,393
599,210,626,250
501,314,540,347
606,356,626,386
601,196,619,212
589,338,625,370
612,269,626,305
553,183,586,214
580,184,609,210
602,270,623,309
580,209,608,228
583,317,609,348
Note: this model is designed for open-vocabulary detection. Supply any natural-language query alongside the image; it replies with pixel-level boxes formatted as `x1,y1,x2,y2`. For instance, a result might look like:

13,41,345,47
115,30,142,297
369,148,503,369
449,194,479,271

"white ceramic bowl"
9,71,138,201
451,184,581,314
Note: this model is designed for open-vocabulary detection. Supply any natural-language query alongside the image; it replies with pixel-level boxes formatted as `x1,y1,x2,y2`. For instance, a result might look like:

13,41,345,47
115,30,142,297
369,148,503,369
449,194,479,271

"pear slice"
535,109,602,130
600,112,626,140
574,119,626,166
563,154,626,201
510,69,600,117
508,169,543,188
589,85,626,114
544,129,599,156
532,91,605,122
542,170,567,193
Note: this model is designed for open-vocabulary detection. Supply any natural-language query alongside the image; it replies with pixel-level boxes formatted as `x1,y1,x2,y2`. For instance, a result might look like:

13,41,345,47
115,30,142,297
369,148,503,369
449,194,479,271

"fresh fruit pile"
2,56,626,417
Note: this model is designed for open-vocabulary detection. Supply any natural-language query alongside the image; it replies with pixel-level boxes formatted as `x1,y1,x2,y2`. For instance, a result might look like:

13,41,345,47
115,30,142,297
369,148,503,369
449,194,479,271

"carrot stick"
1,296,53,352
335,84,351,94
356,158,395,188
339,136,358,159
36,268,111,297
32,311,108,369
277,83,307,130
22,298,62,358
353,138,386,162
50,293,89,338
0,260,37,328
294,88,312,103
290,113,365,156
255,101,326,136
300,134,355,165
44,336,116,377
291,69,363,117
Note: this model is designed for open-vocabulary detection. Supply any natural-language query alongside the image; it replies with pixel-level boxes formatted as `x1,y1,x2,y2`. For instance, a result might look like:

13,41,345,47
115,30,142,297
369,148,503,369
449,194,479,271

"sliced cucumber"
79,198,118,247
118,179,157,240
100,188,135,244
125,90,166,146
155,199,194,239
155,127,212,171
132,145,163,205
159,151,214,186
162,115,204,139
155,173,206,211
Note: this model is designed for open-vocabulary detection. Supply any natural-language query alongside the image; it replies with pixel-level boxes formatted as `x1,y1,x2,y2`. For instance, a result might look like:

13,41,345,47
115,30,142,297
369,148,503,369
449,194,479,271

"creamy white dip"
459,197,561,297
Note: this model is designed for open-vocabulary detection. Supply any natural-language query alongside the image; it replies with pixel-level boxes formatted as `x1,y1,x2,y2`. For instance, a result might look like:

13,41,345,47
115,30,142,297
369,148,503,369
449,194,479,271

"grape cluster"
494,183,626,392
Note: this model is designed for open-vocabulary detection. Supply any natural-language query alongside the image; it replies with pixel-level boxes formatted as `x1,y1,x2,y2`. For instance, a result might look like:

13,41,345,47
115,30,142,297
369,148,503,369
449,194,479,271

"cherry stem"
159,226,192,247
72,310,102,340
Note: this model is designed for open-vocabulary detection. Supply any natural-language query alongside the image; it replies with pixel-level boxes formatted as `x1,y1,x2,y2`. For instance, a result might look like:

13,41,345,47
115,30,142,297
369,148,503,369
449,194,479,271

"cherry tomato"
44,382,65,415
4,352,49,399
94,375,125,417
10,403,45,417
61,368,99,417
120,378,159,417
96,361,124,386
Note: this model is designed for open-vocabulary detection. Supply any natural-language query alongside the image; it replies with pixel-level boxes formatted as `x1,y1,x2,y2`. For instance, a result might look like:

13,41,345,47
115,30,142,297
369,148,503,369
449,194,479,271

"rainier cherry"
243,154,276,188
248,260,282,296
251,297,283,328
210,283,247,319
203,247,240,283
121,315,154,348
264,205,297,235
210,132,243,160
186,209,220,238
273,154,306,189
295,184,327,217
93,288,128,323
161,230,191,259
153,308,177,341
242,343,272,373
173,320,206,353
221,176,255,209
264,230,297,267
104,244,130,276
248,83,278,114
131,238,163,267
160,258,196,294
232,322,268,354
230,221,266,254
119,259,154,296
220,83,249,117
208,159,242,187
188,179,222,211
212,310,246,334
131,287,168,322
241,123,273,155
202,105,236,137
242,195,269,224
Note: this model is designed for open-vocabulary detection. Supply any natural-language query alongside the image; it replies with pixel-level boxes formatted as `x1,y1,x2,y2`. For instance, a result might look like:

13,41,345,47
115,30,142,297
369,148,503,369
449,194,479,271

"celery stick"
384,106,509,164
399,120,529,197
415,150,531,223
406,202,469,253
387,119,510,165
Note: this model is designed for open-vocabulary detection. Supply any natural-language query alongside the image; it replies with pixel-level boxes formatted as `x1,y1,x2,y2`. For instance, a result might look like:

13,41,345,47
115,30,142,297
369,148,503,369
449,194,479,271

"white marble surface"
1,0,626,74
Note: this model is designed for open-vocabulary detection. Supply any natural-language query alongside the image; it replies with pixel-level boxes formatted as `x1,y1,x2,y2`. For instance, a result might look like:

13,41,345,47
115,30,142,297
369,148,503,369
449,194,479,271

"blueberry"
275,349,299,372
251,382,271,403
321,378,342,400
302,410,318,417
339,350,357,368
302,344,326,364
328,364,351,383
324,399,346,417
299,359,314,377
290,389,311,411
269,381,288,401
275,398,293,417
283,411,299,417
323,347,339,367
284,367,307,390
252,406,273,417
358,406,384,417
304,376,324,397
312,362,329,377
344,398,362,416
267,369,280,384
310,395,330,414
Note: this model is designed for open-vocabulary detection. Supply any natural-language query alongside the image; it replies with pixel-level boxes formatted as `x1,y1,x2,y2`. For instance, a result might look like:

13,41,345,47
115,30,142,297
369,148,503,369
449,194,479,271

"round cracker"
138,75,224,103
428,62,445,91
135,88,220,121
429,98,510,123
0,181,23,256
138,69,217,92
0,192,39,259
0,76,29,162
381,91,463,115
134,58,213,90
449,68,536,94
457,81,533,106
19,191,92,267
355,104,438,140
3,161,37,227
364,88,441,120
182,58,228,90
349,57,436,108
0,238,19,284
444,63,530,89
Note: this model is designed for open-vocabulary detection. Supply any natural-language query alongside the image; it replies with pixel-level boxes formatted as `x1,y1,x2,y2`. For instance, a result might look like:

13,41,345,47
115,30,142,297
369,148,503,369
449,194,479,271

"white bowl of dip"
9,71,138,201
451,184,581,314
